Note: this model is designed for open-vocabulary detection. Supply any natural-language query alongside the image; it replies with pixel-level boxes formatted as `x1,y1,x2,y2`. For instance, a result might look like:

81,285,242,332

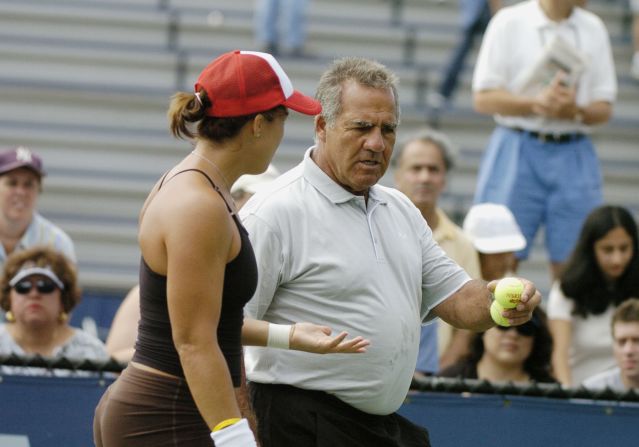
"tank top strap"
162,168,234,213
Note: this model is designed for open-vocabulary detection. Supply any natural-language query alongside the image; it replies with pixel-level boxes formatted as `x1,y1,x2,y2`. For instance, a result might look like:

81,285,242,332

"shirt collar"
531,0,578,28
302,147,387,206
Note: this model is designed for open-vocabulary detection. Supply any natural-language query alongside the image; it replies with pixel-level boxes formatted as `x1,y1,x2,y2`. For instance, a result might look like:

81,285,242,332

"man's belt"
511,127,585,144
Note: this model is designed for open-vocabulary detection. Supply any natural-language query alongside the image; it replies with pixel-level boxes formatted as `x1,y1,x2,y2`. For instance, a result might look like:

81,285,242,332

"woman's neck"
476,357,530,383
8,322,70,357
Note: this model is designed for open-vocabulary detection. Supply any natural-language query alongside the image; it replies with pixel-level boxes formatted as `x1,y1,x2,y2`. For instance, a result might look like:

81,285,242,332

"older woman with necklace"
0,246,107,366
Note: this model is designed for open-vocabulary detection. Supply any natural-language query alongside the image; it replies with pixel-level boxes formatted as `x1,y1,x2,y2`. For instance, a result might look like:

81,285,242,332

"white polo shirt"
240,148,470,415
472,0,617,134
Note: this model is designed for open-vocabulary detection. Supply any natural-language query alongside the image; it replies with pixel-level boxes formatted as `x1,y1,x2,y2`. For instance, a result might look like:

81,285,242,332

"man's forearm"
433,280,494,332
474,89,536,117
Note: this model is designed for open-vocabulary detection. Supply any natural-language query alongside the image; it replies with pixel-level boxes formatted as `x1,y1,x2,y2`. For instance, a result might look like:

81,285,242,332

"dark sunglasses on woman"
495,322,537,337
13,279,58,295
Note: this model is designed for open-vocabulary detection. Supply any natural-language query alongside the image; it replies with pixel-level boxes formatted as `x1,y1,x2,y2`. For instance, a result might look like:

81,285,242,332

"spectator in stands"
0,146,75,268
632,0,639,80
427,0,501,115
240,56,541,447
93,50,369,447
582,297,639,391
472,0,617,280
104,165,282,364
463,203,526,282
432,202,529,369
438,307,555,384
104,284,139,363
0,246,107,362
392,129,481,377
254,0,310,57
548,205,639,386
231,163,280,209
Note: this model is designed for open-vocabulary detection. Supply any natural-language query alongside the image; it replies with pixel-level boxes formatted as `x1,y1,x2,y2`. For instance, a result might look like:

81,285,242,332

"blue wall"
0,375,113,447
1,375,638,446
400,391,639,446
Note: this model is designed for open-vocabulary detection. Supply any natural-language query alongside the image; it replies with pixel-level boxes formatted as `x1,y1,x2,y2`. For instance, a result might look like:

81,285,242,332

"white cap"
231,164,280,195
9,265,65,290
463,203,526,254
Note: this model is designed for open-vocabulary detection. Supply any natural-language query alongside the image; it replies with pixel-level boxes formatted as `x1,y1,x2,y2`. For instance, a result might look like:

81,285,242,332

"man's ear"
315,115,327,142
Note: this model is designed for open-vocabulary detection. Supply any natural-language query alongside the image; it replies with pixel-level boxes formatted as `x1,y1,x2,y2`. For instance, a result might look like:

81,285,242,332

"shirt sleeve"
586,20,617,103
55,230,77,263
240,212,284,320
472,9,510,92
59,330,109,361
418,213,471,322
546,281,574,321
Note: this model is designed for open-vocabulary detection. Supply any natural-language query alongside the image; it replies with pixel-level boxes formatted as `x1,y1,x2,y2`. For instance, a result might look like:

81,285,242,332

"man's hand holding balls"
488,277,541,327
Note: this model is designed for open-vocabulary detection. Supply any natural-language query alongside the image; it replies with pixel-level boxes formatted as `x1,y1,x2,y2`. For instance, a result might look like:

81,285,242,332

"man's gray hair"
315,57,400,128
391,128,458,171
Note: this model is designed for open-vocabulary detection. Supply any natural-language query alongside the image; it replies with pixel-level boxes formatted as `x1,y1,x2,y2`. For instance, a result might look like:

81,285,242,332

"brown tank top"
132,169,258,386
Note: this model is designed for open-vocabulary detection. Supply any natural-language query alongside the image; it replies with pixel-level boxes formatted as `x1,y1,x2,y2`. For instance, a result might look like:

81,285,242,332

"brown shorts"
93,366,213,447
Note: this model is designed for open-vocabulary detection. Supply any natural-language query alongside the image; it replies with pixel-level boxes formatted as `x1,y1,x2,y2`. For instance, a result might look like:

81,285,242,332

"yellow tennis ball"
490,301,510,327
494,277,524,309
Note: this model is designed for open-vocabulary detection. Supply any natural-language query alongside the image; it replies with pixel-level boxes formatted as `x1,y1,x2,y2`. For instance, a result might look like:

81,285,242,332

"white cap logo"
16,146,33,163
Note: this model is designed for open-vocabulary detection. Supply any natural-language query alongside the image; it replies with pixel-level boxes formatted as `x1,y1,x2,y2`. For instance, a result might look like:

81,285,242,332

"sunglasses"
496,323,537,337
13,279,58,295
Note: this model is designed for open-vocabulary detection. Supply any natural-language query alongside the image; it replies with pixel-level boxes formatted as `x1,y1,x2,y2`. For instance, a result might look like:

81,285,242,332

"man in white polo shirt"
240,56,541,447
472,0,616,280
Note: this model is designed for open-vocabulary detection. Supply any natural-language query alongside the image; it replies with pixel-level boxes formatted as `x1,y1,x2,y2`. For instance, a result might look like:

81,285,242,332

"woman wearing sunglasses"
0,246,108,364
437,307,555,384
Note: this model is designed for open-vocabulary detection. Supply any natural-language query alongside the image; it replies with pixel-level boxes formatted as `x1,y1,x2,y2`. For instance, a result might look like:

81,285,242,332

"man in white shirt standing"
583,298,639,392
472,0,616,280
240,56,541,447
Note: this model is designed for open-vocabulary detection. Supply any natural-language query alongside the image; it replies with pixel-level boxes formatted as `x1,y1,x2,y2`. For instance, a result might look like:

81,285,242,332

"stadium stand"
0,0,637,330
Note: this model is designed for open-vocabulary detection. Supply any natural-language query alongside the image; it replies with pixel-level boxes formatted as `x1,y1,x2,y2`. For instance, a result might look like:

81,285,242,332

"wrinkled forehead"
339,82,398,118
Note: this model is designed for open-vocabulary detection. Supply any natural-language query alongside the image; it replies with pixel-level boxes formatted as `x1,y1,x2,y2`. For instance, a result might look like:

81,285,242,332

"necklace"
190,150,231,192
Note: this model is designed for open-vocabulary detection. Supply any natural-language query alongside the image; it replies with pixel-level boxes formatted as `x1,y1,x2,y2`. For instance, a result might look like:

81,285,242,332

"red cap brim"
282,90,322,116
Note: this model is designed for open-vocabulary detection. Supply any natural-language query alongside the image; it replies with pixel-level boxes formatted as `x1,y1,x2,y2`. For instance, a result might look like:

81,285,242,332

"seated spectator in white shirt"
582,298,639,392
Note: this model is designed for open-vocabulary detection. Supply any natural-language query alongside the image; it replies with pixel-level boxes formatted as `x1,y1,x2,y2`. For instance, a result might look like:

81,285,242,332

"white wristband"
267,323,292,349
210,419,257,447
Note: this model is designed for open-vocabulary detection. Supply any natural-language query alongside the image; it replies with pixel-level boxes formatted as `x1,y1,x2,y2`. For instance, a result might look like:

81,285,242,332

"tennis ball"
490,301,510,327
494,277,524,309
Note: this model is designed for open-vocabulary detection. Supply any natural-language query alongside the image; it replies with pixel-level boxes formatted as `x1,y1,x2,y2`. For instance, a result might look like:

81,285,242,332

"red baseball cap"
194,50,321,117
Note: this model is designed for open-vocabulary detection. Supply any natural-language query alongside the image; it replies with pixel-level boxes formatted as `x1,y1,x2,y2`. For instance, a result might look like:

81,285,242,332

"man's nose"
364,128,385,152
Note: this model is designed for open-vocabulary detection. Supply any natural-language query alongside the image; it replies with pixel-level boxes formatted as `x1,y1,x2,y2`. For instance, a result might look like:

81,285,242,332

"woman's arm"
549,318,573,386
105,285,140,363
159,185,243,432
